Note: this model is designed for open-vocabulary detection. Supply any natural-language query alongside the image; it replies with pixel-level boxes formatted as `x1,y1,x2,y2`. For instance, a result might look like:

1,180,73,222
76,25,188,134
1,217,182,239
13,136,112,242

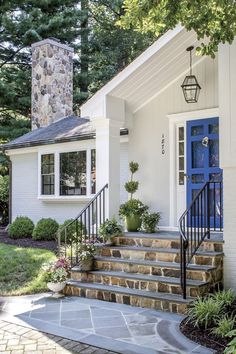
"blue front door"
186,118,222,228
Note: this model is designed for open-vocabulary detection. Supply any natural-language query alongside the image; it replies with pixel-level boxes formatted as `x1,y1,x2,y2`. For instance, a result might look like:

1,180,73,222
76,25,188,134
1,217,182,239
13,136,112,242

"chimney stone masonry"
31,38,74,130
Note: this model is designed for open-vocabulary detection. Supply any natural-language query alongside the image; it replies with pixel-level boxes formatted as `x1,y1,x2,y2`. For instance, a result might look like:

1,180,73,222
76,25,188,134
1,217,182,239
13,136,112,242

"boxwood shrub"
32,218,59,241
58,219,86,242
8,216,34,239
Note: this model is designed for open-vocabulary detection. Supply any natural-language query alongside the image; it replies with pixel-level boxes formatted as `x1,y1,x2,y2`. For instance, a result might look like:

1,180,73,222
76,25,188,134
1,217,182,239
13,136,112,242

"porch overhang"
81,25,208,119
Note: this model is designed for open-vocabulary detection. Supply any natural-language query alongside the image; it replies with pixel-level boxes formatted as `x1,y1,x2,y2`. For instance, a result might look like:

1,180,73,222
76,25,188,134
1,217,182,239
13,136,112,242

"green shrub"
32,218,59,241
99,218,123,241
119,199,148,218
187,296,222,329
212,315,236,338
224,330,236,354
0,175,9,203
212,289,236,308
124,161,139,198
8,216,34,239
58,219,86,242
141,212,161,233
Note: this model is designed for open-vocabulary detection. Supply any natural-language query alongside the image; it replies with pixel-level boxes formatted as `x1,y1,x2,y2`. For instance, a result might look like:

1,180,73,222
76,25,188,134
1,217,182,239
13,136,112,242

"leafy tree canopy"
119,0,236,57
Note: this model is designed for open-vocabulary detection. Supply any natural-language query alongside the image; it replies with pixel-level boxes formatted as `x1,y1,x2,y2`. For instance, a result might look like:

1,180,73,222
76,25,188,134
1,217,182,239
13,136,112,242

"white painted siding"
11,141,128,224
128,55,218,227
120,142,128,204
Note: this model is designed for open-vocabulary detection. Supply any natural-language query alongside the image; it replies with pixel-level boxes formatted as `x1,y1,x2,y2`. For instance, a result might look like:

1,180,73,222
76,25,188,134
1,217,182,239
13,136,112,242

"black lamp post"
181,46,201,103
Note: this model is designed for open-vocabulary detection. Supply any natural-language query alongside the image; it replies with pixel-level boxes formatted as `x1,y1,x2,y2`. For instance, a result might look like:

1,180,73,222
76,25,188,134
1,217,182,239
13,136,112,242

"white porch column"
219,38,236,291
93,118,121,218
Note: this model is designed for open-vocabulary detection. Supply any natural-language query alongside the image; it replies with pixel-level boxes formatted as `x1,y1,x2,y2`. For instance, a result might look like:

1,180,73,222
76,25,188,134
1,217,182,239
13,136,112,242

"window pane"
192,141,204,168
91,149,96,194
179,142,184,156
60,151,87,196
209,139,219,167
41,154,55,195
191,125,203,136
179,127,184,141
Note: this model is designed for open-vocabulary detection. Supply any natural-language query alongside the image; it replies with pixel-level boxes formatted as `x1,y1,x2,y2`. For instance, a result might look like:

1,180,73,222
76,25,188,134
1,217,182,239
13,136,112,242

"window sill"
38,196,94,203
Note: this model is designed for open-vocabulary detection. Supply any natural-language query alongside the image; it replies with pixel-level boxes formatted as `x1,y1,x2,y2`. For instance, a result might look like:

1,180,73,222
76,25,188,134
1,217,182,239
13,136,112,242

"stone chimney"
31,38,74,130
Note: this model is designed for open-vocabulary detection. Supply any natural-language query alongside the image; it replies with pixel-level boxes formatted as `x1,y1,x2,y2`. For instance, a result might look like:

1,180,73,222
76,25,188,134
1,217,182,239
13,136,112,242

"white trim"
38,146,96,200
38,196,93,203
168,107,219,228
81,25,184,112
133,56,206,114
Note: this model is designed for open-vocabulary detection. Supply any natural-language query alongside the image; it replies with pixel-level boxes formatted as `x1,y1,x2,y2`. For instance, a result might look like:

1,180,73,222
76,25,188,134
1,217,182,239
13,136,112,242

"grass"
0,242,56,295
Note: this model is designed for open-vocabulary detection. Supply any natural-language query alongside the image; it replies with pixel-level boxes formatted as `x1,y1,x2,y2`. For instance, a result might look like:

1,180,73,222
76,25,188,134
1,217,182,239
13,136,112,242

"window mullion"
55,152,59,197
87,148,91,196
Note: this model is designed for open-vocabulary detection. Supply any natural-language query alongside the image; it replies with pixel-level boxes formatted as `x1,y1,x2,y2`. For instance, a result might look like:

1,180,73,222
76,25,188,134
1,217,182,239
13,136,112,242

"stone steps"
71,270,209,297
65,280,192,314
93,256,217,282
100,245,223,266
118,233,223,252
64,231,224,314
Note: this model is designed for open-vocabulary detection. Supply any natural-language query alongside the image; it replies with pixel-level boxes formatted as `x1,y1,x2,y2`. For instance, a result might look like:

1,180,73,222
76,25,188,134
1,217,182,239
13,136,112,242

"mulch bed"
180,317,229,354
0,227,57,252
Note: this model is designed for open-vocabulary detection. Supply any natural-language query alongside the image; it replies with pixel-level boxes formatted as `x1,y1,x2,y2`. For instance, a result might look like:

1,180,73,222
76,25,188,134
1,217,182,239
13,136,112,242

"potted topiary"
78,243,96,271
45,257,70,298
140,212,161,233
119,162,148,232
99,218,123,245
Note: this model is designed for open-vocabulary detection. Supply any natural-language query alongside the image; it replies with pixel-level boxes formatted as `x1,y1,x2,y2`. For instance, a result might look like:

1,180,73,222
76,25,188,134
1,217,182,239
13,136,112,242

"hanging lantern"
181,46,201,103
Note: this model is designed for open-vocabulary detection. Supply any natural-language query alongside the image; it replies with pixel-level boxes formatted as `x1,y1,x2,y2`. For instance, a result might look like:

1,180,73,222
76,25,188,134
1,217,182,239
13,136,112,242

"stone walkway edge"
0,294,214,354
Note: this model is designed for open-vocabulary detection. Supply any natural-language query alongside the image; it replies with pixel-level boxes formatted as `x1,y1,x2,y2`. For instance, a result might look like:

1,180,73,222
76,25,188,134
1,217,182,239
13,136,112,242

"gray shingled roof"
2,116,95,150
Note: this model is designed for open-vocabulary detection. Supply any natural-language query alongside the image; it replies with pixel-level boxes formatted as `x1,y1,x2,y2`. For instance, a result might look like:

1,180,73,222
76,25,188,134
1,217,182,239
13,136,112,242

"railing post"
183,243,187,300
207,182,211,239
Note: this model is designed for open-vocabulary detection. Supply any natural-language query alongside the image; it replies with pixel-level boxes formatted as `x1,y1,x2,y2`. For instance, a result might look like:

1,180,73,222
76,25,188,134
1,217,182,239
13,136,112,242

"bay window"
40,149,96,197
60,151,87,196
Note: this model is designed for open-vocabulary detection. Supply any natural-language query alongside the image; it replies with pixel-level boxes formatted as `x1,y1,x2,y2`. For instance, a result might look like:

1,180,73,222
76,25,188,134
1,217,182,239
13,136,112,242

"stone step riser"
94,260,221,282
115,237,223,252
100,248,223,267
64,284,188,314
71,272,210,297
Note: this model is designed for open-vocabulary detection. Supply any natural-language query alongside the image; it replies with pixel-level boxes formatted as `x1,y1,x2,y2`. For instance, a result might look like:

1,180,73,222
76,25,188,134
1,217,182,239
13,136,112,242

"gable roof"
81,25,209,117
2,116,95,151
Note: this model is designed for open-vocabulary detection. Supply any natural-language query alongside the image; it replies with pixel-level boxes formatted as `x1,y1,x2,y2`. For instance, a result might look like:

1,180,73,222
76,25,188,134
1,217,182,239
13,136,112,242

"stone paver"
0,294,214,354
0,320,115,354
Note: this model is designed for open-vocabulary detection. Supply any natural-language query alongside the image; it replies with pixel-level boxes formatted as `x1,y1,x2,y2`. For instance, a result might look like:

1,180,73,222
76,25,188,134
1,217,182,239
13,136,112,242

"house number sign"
161,134,165,155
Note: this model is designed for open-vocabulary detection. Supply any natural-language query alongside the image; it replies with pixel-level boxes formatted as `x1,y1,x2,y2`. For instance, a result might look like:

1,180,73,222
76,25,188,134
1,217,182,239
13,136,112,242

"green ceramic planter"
126,214,141,232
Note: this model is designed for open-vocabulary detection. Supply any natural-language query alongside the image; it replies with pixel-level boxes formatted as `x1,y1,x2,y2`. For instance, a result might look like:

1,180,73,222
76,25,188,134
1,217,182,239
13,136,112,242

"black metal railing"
179,181,223,299
57,184,108,265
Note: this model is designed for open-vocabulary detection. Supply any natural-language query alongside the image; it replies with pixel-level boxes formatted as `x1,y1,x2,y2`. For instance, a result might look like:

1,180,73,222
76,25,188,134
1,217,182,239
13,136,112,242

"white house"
3,25,236,310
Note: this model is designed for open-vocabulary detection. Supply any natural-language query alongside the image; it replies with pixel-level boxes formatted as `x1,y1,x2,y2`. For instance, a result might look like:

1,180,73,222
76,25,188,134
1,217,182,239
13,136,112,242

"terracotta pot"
47,281,66,298
105,235,116,246
79,257,93,271
126,214,141,232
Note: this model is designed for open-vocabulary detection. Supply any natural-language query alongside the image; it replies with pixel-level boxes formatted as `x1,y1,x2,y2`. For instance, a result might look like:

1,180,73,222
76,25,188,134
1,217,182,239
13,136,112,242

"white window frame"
38,141,96,202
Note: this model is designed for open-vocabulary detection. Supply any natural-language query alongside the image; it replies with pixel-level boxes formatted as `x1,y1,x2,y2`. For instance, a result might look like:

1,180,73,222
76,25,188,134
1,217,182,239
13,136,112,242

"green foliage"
119,199,148,218
44,257,70,283
187,296,221,329
78,243,96,261
0,175,9,203
8,216,34,239
120,0,236,57
58,219,86,242
224,330,236,353
129,161,139,174
212,289,236,308
141,212,161,233
212,315,235,338
32,218,59,241
99,218,123,241
125,161,139,198
125,181,139,195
